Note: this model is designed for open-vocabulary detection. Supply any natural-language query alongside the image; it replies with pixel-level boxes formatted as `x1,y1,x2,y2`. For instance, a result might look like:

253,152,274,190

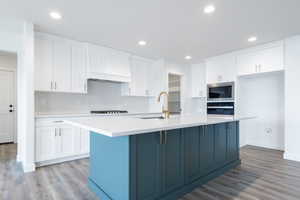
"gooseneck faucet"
157,91,170,119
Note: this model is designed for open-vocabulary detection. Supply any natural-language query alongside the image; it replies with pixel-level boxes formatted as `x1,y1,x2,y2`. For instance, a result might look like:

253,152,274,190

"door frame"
0,66,17,143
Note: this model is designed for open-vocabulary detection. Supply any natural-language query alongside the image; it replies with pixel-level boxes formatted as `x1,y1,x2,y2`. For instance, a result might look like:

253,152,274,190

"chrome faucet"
157,91,170,119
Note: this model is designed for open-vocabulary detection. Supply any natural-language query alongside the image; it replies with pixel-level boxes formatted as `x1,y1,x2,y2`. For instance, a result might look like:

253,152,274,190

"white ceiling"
2,0,300,63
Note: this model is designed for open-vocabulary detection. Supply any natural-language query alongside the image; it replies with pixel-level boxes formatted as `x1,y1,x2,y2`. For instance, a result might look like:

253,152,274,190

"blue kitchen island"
66,115,249,200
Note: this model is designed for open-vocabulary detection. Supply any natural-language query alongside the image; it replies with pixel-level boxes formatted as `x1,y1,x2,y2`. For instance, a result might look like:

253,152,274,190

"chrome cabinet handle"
54,82,57,90
55,128,57,136
59,128,62,136
51,82,53,90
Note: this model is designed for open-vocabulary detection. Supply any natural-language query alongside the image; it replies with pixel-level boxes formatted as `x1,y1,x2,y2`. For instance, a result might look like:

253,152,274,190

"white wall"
0,19,35,172
237,71,285,150
35,80,149,114
284,36,300,161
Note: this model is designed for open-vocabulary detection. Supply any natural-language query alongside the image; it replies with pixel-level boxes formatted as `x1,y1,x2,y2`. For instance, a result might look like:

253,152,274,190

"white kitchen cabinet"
34,36,53,92
55,125,76,158
53,40,72,92
34,32,87,93
191,63,206,98
71,44,87,93
206,53,237,84
237,44,284,76
35,127,56,162
35,119,89,164
87,44,131,82
121,56,153,97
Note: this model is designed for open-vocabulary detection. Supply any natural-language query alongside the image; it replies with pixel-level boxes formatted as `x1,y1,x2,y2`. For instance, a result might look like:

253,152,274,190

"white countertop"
64,114,255,137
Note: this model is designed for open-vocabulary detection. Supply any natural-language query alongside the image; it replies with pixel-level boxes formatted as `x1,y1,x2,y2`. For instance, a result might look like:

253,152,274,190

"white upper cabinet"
34,36,53,91
206,53,237,84
53,40,72,92
237,43,284,76
87,44,131,82
71,43,87,93
34,32,87,93
121,56,153,97
191,63,206,98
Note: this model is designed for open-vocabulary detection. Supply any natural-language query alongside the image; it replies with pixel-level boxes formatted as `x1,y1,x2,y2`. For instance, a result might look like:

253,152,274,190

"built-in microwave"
207,82,234,102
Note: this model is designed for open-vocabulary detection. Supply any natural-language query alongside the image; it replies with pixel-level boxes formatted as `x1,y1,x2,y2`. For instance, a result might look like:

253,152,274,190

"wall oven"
207,82,234,102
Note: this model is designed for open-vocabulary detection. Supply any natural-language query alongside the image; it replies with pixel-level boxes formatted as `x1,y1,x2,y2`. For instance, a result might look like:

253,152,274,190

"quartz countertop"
64,114,255,137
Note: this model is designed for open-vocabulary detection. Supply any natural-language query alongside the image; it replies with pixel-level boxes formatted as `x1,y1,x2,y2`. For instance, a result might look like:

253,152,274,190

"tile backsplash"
35,80,150,114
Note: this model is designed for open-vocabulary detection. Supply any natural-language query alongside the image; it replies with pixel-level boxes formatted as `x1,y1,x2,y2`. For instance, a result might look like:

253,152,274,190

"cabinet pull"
51,82,53,90
59,128,62,136
54,82,57,90
159,131,163,145
164,131,168,144
55,128,57,137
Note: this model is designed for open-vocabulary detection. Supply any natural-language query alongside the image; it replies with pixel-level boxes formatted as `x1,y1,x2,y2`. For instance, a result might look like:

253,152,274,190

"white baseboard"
36,154,89,167
284,152,300,162
22,162,36,173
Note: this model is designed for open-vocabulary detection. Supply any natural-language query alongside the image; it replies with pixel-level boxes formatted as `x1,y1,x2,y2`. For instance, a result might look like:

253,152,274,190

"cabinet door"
206,54,236,84
259,46,284,73
199,125,215,175
132,132,161,200
129,58,148,96
56,126,76,158
34,37,53,91
214,123,227,167
162,129,184,194
191,64,206,98
71,44,87,93
35,127,56,162
226,122,239,162
184,127,201,183
237,52,258,76
79,128,90,154
53,41,72,92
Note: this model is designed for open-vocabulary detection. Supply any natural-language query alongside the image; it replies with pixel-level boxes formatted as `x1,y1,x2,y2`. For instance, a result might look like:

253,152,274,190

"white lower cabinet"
35,120,90,165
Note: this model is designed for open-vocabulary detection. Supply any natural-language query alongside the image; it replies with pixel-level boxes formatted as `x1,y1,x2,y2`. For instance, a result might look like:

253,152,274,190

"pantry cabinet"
237,44,284,76
34,33,87,93
35,119,90,164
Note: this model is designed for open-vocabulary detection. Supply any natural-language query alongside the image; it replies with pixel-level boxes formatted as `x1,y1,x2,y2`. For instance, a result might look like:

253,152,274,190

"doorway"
168,73,182,114
0,52,17,144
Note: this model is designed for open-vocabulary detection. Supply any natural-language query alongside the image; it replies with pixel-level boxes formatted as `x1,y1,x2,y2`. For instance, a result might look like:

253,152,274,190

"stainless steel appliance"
90,110,128,115
207,82,234,102
207,102,234,115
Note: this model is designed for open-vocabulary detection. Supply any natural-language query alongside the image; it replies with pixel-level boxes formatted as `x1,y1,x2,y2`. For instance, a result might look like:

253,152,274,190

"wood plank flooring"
1,144,300,200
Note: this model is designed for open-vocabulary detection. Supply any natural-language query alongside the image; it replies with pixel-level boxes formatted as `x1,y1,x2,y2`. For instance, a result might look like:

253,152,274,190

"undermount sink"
139,116,165,120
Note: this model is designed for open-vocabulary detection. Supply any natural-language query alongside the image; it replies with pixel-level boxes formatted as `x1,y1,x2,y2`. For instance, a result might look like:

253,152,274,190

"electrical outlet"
265,128,272,134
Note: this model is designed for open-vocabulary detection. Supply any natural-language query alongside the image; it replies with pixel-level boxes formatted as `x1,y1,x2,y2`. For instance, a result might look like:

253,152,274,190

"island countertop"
64,114,254,137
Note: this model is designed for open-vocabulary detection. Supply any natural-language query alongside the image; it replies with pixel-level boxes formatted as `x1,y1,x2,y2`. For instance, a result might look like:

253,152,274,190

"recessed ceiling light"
49,11,62,20
185,55,192,60
138,40,147,46
248,36,257,42
204,5,215,14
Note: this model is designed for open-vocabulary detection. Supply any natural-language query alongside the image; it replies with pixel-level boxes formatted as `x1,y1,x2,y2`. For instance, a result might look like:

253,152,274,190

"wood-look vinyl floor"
1,144,300,200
